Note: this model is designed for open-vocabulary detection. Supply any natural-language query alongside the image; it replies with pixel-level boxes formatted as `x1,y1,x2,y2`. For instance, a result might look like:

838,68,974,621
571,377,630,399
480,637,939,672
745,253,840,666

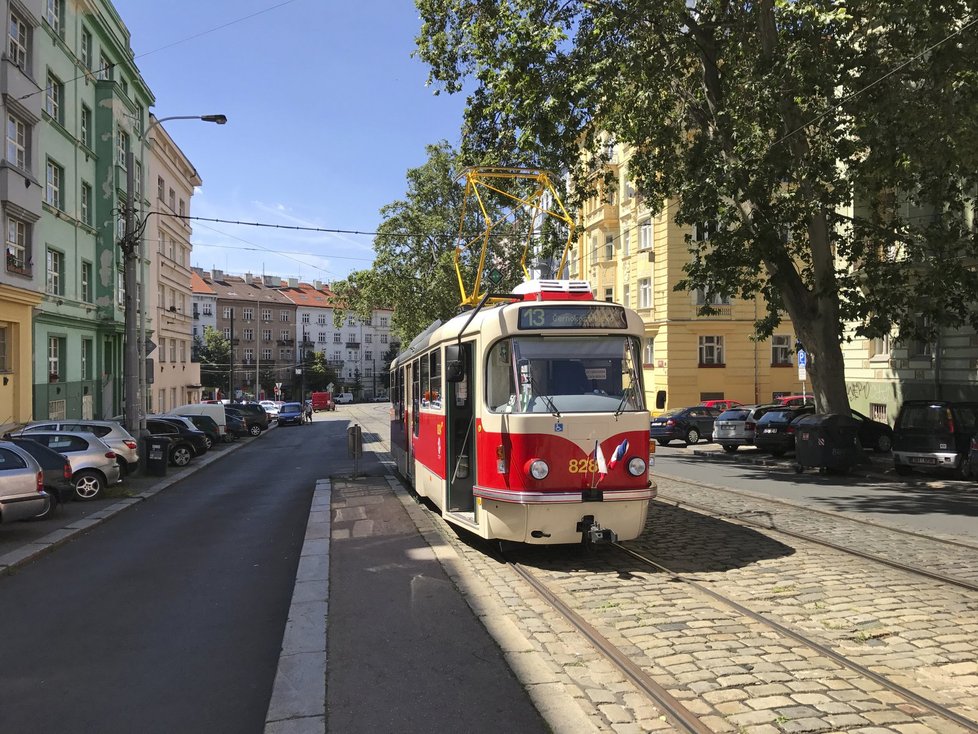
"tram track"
502,541,978,734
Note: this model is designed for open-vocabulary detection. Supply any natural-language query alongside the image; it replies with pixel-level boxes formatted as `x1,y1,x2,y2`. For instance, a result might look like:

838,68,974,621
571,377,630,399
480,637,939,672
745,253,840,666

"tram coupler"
577,515,617,545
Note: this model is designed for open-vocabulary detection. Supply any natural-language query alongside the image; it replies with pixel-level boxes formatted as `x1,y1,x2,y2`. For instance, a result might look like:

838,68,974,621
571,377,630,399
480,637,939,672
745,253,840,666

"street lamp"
121,114,227,436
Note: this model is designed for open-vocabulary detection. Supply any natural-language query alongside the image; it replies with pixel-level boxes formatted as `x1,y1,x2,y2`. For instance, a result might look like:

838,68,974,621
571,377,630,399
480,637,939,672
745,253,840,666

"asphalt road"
0,419,341,734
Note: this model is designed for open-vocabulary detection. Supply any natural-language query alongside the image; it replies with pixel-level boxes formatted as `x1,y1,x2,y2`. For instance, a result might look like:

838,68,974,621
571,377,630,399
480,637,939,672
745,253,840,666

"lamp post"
122,114,226,435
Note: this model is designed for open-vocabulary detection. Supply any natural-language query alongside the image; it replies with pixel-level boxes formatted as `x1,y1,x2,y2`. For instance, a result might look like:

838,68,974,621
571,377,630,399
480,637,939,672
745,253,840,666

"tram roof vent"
512,279,594,302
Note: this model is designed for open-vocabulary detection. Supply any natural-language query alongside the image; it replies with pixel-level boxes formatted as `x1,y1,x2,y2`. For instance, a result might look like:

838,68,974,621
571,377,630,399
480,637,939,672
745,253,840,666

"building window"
5,215,30,271
222,328,231,339
605,234,614,261
693,221,718,242
698,336,724,366
80,182,92,225
45,159,63,209
8,10,29,70
281,311,290,322
45,73,63,124
317,314,326,325
80,27,92,69
262,329,271,342
771,335,791,366
644,337,654,365
261,308,271,321
81,339,93,380
301,313,309,324
44,0,62,35
201,303,212,316
869,333,891,360
243,307,253,321
46,249,63,294
638,278,651,309
244,348,253,362
639,219,652,250
365,350,373,361
47,335,63,380
81,261,92,302
97,53,112,80
278,330,288,341
117,270,124,306
116,128,129,166
6,113,27,170
380,317,388,327
222,307,232,318
604,287,614,302
262,349,272,361
318,332,326,343
380,334,388,344
622,284,630,308
169,340,176,362
333,333,341,343
80,105,92,148
133,160,142,198
870,403,888,425
243,328,253,341
168,188,175,210
695,287,730,306
178,199,185,217
347,316,355,327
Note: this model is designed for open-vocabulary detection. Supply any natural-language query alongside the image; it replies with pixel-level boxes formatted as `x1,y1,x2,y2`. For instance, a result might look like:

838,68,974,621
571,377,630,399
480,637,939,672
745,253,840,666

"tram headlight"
627,457,647,476
527,459,549,480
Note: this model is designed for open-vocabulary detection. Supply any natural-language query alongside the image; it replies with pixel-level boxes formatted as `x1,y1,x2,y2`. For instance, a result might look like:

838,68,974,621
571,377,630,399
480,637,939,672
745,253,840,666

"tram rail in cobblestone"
655,491,978,593
610,543,978,733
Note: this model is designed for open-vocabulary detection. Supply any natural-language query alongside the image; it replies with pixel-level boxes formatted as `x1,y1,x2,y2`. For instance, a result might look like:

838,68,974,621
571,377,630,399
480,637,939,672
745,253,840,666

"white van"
334,392,354,404
170,403,227,440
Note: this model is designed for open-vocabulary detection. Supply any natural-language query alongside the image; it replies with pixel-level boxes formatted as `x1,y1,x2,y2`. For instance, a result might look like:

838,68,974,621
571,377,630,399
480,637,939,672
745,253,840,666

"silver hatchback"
713,404,779,452
0,442,49,523
10,432,121,501
17,420,140,475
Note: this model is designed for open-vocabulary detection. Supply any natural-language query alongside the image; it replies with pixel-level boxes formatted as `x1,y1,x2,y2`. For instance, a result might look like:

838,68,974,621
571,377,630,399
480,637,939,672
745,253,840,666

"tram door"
446,341,475,513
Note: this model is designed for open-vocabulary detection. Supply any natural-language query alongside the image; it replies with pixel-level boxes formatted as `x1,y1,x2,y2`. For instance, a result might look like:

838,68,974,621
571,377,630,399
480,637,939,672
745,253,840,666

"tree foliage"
415,0,978,411
194,327,230,397
330,141,558,347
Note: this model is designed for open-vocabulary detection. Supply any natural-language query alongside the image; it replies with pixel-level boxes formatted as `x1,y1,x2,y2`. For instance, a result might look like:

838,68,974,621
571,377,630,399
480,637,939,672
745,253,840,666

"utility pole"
122,151,140,436
228,307,235,401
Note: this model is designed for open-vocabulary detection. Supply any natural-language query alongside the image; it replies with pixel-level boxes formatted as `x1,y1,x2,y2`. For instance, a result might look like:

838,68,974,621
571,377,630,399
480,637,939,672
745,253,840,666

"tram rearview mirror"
446,344,465,382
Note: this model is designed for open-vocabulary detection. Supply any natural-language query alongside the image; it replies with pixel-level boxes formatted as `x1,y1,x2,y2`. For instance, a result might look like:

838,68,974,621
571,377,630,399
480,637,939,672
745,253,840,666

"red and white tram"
390,279,656,545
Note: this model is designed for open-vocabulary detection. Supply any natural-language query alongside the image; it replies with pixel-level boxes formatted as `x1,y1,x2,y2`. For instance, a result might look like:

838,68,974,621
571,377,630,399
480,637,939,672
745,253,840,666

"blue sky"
112,0,467,284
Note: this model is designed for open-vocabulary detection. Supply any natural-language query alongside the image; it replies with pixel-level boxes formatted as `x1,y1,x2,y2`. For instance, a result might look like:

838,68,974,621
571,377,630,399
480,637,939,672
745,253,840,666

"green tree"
303,350,335,393
330,141,533,346
416,0,978,412
195,327,230,398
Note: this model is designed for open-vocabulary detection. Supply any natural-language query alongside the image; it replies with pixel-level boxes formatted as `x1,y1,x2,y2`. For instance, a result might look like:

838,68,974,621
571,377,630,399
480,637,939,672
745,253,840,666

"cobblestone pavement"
652,475,978,587
342,406,978,733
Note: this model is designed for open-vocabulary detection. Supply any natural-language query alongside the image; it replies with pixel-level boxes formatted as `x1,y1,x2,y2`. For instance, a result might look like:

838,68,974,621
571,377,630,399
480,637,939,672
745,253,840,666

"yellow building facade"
571,145,806,412
0,285,43,431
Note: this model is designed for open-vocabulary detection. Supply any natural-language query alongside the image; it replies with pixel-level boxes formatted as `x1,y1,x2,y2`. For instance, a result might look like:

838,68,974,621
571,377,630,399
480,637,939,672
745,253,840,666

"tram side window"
412,359,421,436
419,354,431,408
487,340,517,411
427,350,442,409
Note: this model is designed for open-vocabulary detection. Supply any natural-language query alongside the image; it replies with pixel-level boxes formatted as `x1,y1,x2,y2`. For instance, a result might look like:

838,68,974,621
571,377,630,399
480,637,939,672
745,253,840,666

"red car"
700,399,743,411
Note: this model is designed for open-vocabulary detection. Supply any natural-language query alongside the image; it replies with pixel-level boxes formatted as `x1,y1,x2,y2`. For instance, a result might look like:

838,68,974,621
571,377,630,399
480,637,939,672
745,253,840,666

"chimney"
212,269,224,282
244,272,252,285
288,277,299,288
313,280,323,290
263,275,276,287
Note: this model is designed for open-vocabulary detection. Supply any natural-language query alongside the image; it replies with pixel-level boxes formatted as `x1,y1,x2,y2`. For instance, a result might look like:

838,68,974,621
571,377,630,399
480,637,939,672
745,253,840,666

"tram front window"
487,336,645,414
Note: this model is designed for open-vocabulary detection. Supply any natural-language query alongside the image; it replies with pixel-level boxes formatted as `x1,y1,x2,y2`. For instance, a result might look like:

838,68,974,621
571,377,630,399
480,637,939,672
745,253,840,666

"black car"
223,410,249,439
850,410,893,453
168,413,221,450
227,402,269,436
5,437,73,518
753,405,816,456
145,418,205,467
892,400,978,477
650,406,722,446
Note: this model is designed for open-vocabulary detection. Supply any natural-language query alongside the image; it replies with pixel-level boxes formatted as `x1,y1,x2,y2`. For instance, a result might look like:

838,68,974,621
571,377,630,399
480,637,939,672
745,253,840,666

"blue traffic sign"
797,349,807,367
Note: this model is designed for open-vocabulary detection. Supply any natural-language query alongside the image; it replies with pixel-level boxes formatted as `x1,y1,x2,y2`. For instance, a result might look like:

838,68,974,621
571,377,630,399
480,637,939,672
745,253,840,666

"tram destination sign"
518,304,628,330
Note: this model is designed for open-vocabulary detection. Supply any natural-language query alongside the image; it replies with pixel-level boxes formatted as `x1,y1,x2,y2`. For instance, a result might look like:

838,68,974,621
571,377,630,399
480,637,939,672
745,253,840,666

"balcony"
326,359,344,368
278,338,294,346
345,342,360,350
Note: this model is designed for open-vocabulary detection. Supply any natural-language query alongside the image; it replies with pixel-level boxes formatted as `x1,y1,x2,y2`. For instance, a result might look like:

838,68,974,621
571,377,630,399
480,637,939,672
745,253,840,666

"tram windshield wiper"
529,374,561,418
614,367,639,418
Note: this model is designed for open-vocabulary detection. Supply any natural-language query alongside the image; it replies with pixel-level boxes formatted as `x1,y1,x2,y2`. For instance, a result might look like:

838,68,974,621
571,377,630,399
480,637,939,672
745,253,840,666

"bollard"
347,424,362,477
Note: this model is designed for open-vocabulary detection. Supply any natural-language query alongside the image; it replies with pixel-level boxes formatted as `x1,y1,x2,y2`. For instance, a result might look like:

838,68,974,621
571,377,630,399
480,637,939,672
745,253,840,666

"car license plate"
909,456,937,465
763,428,777,433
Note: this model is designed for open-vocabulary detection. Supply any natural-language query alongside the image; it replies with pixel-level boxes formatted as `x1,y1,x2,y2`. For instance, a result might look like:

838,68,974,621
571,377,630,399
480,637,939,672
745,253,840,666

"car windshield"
718,409,750,421
486,335,645,414
759,410,795,423
282,403,302,412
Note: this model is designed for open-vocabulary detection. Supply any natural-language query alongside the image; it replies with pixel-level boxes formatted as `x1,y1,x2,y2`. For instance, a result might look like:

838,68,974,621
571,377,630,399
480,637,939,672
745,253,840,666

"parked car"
228,402,269,435
277,402,305,426
0,442,48,524
164,414,220,450
11,432,121,501
5,437,73,518
15,420,139,476
776,395,815,407
713,404,779,452
753,405,816,456
700,399,743,411
891,400,978,477
224,410,250,439
849,409,893,453
169,403,228,443
333,392,355,404
259,400,280,418
144,419,202,467
650,406,722,446
149,415,210,456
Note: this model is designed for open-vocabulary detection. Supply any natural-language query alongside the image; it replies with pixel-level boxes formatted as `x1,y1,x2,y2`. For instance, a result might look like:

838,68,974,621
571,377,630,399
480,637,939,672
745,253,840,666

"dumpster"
143,436,171,477
794,414,861,474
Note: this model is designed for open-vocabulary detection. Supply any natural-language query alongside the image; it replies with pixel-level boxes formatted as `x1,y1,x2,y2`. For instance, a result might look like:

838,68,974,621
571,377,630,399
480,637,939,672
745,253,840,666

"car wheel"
657,439,671,447
31,491,58,520
202,435,214,450
875,434,892,453
685,428,700,445
894,465,912,476
171,445,193,467
722,445,738,453
73,470,105,501
249,424,262,437
958,455,971,480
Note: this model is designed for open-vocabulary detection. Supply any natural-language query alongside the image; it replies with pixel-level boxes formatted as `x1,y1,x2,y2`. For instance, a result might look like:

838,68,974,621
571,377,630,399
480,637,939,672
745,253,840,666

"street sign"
797,349,807,382
144,337,157,355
